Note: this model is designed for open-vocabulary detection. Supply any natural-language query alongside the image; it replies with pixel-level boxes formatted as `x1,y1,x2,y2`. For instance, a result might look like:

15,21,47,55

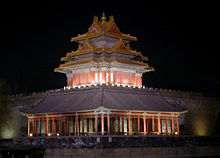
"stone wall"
156,89,220,136
1,136,220,158
44,146,220,158
12,136,220,148
6,87,220,138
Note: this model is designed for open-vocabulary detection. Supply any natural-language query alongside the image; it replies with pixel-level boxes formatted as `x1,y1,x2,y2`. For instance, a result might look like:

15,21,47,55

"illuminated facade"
23,14,187,137
54,13,154,87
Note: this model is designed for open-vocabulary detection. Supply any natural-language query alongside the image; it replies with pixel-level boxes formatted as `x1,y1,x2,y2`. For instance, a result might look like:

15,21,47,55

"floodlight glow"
123,80,128,84
99,73,102,83
95,73,98,82
106,73,109,82
110,72,113,82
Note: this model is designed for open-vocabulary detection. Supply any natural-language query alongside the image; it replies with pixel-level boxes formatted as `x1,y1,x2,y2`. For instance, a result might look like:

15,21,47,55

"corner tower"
55,13,154,87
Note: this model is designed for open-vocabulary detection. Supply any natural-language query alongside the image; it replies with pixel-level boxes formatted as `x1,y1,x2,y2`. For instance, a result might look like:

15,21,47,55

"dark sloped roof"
23,85,187,114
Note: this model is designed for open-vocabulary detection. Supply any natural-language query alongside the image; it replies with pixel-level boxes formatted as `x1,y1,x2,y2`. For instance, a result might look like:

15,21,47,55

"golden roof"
71,15,137,42
54,14,154,73
61,38,147,62
54,58,153,72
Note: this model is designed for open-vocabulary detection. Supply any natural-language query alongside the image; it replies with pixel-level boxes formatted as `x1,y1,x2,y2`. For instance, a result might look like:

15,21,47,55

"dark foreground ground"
1,136,220,158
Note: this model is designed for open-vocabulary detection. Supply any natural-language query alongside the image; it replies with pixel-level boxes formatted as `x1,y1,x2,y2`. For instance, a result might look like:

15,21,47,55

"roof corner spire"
101,12,106,22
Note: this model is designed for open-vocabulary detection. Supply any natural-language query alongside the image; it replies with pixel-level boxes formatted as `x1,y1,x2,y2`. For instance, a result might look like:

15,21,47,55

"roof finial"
101,12,106,22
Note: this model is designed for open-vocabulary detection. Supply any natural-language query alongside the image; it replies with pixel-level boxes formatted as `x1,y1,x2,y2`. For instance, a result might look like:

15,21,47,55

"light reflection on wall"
192,111,209,136
0,127,15,139
0,108,25,139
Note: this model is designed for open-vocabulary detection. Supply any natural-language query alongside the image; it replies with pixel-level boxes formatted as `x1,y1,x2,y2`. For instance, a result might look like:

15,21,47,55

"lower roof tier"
22,85,187,115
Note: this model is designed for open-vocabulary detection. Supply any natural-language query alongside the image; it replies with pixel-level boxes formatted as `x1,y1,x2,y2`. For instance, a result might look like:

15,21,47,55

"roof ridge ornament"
101,12,106,22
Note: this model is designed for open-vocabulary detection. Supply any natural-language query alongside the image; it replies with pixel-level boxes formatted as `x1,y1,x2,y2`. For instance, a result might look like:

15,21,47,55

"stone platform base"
45,146,220,158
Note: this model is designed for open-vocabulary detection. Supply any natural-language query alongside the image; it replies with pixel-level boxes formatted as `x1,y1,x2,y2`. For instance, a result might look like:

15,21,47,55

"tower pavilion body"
54,14,154,87
22,14,187,137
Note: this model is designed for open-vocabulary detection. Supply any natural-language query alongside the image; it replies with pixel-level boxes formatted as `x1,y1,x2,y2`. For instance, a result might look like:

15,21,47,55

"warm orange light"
123,80,128,84
69,71,142,87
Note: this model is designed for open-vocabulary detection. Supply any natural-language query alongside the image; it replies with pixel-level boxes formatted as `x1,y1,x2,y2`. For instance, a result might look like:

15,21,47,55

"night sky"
0,2,219,94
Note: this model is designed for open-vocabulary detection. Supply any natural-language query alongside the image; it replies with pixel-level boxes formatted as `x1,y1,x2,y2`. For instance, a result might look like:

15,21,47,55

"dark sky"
0,2,219,94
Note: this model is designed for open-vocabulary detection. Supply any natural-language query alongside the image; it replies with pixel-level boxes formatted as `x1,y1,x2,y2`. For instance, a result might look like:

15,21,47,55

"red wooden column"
87,118,90,134
165,118,168,134
33,118,36,136
128,114,130,135
141,118,143,132
59,117,62,136
67,117,69,135
137,116,140,135
107,113,110,135
95,114,98,135
132,118,135,135
65,117,69,135
39,118,41,135
152,116,155,134
143,115,146,135
27,117,30,137
113,71,117,84
49,119,52,134
52,117,56,135
75,115,78,135
92,117,95,134
82,117,84,135
45,116,49,136
101,113,104,135
112,117,115,134
157,115,161,135
103,71,106,83
176,117,179,135
171,116,174,135
146,119,148,134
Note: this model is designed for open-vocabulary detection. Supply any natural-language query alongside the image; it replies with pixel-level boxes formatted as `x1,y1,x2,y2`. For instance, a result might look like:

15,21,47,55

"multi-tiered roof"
22,14,187,137
55,14,154,87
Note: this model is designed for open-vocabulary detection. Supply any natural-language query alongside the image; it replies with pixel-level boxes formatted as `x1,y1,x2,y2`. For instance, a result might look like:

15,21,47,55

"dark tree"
0,79,11,133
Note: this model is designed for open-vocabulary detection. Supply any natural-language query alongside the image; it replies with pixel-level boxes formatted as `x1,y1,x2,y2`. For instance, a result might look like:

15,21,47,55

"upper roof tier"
71,13,137,42
61,38,148,62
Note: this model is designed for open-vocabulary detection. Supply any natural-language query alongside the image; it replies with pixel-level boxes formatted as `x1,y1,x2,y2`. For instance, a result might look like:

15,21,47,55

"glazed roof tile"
23,86,187,115
71,16,137,41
